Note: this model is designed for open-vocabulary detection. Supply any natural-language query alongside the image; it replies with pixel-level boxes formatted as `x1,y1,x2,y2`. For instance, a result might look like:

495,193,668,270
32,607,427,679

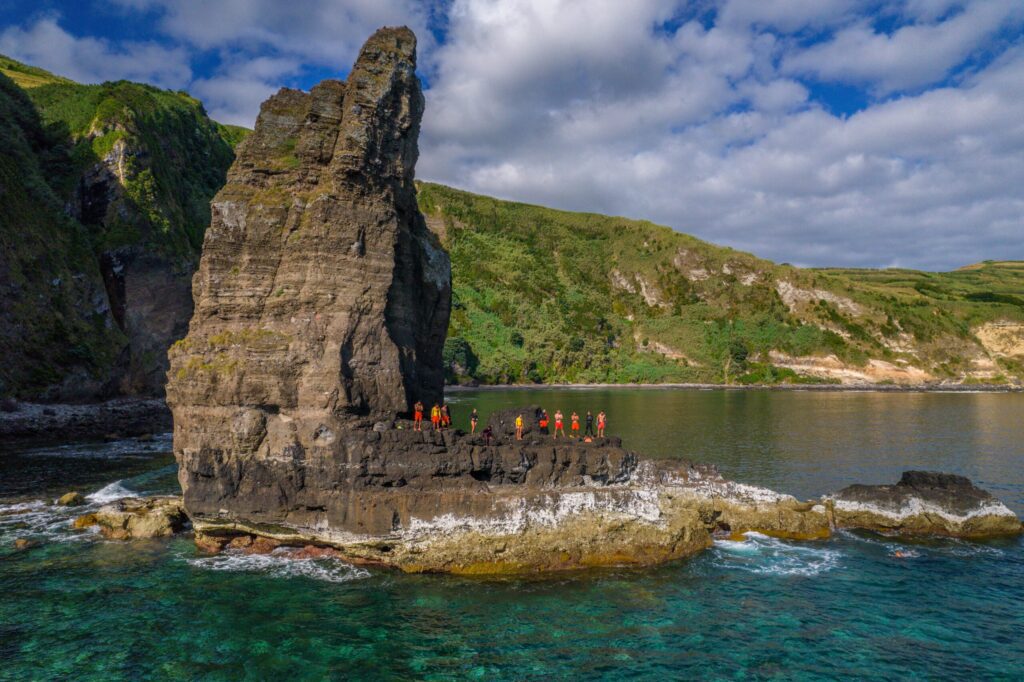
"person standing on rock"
539,410,549,434
553,410,565,438
470,408,479,433
414,401,424,431
597,411,607,438
515,413,524,441
571,411,580,438
431,404,442,431
441,403,452,428
584,410,595,438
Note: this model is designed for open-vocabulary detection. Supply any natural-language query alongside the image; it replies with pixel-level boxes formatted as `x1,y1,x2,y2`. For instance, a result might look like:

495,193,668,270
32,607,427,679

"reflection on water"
450,389,1024,511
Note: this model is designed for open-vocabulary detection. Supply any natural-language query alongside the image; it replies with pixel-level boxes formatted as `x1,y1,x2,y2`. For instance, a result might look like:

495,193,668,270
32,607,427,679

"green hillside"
418,183,1024,386
0,56,246,399
0,71,125,397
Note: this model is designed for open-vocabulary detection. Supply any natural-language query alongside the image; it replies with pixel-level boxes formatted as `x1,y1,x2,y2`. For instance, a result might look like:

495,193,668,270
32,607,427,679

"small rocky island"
137,27,1022,574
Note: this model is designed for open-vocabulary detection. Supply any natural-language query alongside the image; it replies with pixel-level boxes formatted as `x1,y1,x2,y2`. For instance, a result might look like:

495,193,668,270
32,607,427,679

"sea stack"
167,26,449,426
165,28,1020,574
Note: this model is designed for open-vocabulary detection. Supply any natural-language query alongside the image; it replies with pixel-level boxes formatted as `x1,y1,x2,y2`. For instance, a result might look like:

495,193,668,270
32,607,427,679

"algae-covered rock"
56,491,85,506
829,471,1022,538
80,496,188,540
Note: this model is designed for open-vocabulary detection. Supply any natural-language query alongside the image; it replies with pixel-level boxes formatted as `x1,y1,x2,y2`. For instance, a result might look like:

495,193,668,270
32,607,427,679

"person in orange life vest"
515,413,524,440
597,410,607,437
538,409,549,434
431,404,442,430
553,410,565,438
570,411,580,436
413,401,424,431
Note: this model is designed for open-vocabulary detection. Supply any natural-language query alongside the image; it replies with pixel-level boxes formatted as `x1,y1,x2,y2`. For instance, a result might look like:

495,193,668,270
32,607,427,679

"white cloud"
782,0,1024,93
109,0,432,67
418,0,1024,269
2,0,1022,269
0,16,191,88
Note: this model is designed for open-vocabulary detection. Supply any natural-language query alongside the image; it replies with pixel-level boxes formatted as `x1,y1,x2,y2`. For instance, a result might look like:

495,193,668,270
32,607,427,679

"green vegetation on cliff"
0,56,246,399
0,71,125,397
25,76,241,257
418,183,1024,386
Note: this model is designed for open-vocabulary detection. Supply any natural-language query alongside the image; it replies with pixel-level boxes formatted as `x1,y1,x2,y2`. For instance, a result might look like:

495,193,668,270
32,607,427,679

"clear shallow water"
1,390,1022,680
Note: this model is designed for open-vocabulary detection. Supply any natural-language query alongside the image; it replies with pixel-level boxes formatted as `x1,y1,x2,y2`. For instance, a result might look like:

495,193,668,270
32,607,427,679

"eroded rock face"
829,471,1022,538
167,27,451,520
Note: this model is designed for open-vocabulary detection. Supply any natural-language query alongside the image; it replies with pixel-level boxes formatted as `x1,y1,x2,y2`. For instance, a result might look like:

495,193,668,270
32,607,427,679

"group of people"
411,401,453,431
511,408,607,441
535,409,607,440
410,401,608,444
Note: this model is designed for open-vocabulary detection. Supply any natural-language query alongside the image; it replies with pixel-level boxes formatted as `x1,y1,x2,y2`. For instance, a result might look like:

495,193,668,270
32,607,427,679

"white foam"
86,481,136,504
711,531,840,576
830,496,1018,525
0,499,91,543
186,549,371,583
405,488,664,539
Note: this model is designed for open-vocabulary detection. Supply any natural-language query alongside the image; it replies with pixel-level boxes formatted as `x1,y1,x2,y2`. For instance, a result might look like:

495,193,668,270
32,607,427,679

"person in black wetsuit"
584,410,596,438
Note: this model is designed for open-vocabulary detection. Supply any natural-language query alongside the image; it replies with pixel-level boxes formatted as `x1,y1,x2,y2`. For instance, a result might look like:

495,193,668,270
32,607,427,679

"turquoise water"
2,390,1023,680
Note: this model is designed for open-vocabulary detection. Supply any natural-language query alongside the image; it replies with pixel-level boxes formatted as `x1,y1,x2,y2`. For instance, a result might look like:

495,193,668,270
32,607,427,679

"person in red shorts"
553,410,565,438
570,411,580,437
413,400,424,431
431,403,442,431
597,410,606,437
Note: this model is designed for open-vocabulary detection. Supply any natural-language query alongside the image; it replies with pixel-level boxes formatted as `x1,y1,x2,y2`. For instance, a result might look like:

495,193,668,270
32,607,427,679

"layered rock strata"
182,407,831,573
167,26,450,526
828,471,1022,538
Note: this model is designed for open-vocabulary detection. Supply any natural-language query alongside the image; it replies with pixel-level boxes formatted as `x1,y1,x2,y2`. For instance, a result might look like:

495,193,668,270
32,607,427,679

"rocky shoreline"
0,398,171,446
63,411,1020,574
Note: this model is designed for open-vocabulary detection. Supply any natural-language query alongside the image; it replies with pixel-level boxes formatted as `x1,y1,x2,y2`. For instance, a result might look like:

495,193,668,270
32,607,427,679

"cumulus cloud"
1,0,1022,269
0,16,191,88
782,0,1024,93
109,0,432,67
104,0,433,128
418,0,1024,269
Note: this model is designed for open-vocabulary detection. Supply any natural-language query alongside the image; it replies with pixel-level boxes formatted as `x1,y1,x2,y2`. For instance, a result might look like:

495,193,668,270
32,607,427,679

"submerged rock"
829,471,1022,538
76,497,188,540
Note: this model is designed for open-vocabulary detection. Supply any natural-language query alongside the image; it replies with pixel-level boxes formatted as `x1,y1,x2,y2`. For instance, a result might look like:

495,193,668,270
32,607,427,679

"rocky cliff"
0,55,241,400
167,27,451,533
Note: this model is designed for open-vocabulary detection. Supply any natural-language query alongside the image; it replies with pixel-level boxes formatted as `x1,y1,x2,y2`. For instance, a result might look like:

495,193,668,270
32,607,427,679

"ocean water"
1,390,1022,680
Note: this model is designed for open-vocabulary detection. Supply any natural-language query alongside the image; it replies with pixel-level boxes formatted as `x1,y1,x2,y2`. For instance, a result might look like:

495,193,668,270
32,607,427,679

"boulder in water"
56,491,84,506
829,471,1022,538
77,496,188,540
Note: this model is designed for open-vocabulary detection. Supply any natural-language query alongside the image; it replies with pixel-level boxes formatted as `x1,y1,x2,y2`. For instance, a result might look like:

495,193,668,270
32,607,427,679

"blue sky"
1,0,1022,270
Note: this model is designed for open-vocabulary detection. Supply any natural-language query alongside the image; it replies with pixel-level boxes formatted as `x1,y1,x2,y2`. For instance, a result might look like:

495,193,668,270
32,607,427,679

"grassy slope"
26,77,242,258
0,56,249,398
418,182,1024,385
0,72,125,395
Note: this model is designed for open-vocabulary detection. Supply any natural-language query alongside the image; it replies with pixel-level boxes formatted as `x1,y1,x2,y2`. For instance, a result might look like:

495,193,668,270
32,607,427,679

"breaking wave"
0,499,92,543
86,481,136,504
186,549,371,584
710,531,841,576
